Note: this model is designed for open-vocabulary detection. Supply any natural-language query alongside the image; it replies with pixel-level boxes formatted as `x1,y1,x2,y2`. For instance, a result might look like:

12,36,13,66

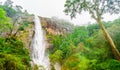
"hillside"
0,0,120,70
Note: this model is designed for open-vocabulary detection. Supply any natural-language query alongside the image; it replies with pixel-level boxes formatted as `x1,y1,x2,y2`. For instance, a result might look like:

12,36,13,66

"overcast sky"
0,0,120,25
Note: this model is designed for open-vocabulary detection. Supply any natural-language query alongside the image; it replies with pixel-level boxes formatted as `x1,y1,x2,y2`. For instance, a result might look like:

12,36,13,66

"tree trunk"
97,19,120,61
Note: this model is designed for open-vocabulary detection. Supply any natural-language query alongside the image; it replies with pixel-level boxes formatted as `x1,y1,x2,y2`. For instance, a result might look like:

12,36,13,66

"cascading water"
31,15,50,70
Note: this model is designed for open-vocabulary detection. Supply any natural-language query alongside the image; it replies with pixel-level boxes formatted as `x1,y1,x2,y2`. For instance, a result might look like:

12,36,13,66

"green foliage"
48,18,120,69
0,53,26,70
107,24,120,51
62,54,90,70
33,64,39,70
64,0,120,61
0,37,31,70
0,8,12,34
87,23,100,36
49,50,63,63
87,21,113,36
19,21,30,31
90,59,120,70
64,0,120,19
0,5,17,18
48,26,88,61
62,53,81,70
72,26,88,45
0,3,32,70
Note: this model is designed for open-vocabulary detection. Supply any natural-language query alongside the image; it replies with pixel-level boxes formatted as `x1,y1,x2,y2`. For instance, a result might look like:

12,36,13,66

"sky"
0,0,120,25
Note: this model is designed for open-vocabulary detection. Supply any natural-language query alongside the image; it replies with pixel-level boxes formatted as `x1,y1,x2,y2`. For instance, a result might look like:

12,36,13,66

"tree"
15,5,23,13
0,5,17,17
64,0,120,60
4,0,13,7
0,8,12,36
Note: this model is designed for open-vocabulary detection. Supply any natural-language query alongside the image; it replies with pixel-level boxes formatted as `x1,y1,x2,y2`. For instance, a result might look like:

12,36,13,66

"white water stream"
31,15,50,70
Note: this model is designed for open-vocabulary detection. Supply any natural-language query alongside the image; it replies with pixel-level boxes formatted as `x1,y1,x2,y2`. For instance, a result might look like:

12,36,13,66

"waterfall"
31,15,50,70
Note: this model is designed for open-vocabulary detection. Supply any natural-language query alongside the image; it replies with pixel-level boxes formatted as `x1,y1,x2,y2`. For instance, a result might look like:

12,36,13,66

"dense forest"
0,0,120,70
48,18,120,70
0,0,33,69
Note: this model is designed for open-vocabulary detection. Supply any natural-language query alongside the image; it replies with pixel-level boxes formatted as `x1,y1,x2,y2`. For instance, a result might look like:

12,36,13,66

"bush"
49,50,63,63
0,37,31,70
0,53,26,70
90,59,120,70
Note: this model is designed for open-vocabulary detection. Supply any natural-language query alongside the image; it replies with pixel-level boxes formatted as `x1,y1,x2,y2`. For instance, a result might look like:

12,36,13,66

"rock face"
21,14,34,22
39,16,73,35
17,24,34,49
16,15,34,50
39,16,62,35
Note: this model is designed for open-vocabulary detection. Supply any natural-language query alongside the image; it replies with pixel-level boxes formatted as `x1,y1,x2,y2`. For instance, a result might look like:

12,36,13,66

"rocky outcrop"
20,14,34,22
16,15,34,50
39,16,73,35
17,24,34,49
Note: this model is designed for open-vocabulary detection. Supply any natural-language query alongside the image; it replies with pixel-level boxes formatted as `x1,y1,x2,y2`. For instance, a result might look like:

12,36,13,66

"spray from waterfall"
31,15,50,70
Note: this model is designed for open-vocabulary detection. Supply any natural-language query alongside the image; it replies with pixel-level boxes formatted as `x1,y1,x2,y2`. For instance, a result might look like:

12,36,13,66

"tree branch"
86,5,97,20
100,1,106,16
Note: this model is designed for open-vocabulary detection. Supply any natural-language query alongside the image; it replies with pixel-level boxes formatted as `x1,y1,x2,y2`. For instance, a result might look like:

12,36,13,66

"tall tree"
64,0,120,60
